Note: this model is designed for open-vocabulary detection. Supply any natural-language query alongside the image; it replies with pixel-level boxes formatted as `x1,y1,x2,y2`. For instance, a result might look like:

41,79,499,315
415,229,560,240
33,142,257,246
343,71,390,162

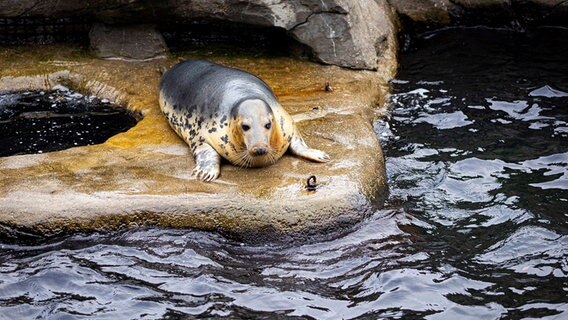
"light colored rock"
0,45,396,241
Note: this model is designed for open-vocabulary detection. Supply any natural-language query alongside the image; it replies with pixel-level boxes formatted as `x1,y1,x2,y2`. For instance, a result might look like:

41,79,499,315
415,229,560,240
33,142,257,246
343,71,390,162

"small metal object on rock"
324,81,333,92
306,175,317,192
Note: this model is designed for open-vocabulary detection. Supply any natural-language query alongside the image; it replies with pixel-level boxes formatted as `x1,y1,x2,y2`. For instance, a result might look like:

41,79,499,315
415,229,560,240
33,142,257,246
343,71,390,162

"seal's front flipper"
289,130,330,163
192,143,221,181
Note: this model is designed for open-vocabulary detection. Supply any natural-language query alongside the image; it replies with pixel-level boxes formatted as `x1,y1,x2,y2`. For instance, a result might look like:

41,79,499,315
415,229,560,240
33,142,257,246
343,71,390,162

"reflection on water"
379,26,568,319
1,27,567,319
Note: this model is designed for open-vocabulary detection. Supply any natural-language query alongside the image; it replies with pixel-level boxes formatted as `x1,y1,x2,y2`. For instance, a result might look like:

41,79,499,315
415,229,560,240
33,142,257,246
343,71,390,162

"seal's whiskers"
236,150,251,168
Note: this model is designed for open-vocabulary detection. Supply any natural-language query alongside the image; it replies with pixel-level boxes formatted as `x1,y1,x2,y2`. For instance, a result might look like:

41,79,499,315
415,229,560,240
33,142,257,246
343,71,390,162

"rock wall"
1,0,565,68
0,0,398,70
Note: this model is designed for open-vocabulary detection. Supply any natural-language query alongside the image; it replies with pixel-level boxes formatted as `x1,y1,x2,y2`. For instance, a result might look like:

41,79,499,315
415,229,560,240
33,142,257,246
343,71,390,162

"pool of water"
0,27,567,319
0,88,138,157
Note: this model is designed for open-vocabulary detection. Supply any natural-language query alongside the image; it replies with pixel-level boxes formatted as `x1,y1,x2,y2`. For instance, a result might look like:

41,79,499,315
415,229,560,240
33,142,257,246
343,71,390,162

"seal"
159,59,330,181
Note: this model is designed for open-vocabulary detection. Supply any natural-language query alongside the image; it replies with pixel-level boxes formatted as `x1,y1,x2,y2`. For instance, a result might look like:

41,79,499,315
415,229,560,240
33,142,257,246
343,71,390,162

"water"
1,27,567,319
0,88,139,157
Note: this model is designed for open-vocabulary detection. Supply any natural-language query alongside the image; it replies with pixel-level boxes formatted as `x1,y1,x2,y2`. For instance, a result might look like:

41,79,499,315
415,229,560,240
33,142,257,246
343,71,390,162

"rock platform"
0,46,396,241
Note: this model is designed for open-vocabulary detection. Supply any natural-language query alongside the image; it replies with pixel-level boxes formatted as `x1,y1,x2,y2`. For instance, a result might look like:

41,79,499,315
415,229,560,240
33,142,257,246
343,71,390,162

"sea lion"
158,59,330,181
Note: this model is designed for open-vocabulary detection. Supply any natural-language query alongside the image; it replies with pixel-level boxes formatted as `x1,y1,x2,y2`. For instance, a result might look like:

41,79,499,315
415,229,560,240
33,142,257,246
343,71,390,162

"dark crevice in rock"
159,20,308,58
289,8,348,31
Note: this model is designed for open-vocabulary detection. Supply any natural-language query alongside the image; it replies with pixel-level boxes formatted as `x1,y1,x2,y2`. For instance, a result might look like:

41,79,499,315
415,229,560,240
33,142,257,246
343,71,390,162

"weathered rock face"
0,0,398,70
290,0,398,70
0,44,396,241
387,0,456,26
389,0,568,29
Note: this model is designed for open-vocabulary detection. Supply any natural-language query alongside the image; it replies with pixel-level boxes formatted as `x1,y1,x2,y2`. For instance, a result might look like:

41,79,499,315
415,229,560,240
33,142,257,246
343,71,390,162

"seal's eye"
241,124,250,131
265,122,271,130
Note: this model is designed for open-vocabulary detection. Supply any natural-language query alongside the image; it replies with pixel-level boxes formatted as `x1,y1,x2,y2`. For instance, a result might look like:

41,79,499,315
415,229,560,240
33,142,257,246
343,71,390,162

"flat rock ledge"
0,45,396,242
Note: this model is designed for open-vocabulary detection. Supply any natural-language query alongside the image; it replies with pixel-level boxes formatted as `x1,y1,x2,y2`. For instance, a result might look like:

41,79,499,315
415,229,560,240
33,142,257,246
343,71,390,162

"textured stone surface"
0,44,396,241
389,0,568,27
89,23,168,61
291,0,397,70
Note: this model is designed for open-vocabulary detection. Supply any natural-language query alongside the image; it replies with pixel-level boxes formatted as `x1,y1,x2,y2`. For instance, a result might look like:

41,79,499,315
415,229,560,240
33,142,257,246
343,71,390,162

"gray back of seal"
159,60,279,119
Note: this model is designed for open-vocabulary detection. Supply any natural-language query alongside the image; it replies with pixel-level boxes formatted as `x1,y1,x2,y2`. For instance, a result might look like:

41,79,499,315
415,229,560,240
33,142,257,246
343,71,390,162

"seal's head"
229,99,283,167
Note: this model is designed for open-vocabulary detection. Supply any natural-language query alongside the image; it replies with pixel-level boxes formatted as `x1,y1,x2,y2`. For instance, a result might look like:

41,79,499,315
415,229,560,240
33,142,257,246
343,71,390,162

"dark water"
0,88,138,157
1,27,567,319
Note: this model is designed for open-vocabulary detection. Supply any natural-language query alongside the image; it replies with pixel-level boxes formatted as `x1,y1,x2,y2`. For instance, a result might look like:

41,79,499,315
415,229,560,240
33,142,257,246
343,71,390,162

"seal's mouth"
234,148,277,168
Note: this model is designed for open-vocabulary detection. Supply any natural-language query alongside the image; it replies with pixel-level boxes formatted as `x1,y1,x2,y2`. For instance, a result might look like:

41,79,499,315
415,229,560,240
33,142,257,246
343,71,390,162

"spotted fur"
159,60,330,182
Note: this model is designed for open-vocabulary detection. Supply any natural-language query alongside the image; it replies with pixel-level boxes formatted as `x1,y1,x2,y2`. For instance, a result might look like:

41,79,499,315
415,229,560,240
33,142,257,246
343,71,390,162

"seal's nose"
251,146,267,156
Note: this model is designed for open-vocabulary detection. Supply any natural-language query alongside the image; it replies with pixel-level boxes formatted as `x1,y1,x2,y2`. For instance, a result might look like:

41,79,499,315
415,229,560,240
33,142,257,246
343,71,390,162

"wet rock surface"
0,46,395,240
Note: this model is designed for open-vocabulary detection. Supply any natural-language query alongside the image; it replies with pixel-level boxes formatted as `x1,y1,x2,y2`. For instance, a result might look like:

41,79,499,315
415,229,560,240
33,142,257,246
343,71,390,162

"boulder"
291,0,398,70
89,23,168,61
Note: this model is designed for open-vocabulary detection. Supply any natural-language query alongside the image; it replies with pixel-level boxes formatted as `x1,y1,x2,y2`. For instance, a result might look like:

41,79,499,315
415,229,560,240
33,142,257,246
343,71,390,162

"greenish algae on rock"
0,45,397,241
